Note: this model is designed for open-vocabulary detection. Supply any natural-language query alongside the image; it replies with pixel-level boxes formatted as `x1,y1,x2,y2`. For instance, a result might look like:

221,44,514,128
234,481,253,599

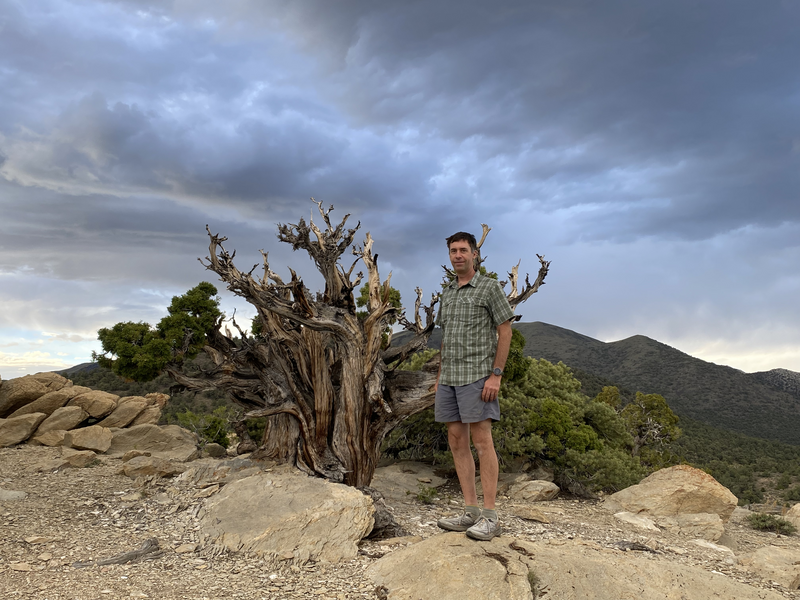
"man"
434,231,514,541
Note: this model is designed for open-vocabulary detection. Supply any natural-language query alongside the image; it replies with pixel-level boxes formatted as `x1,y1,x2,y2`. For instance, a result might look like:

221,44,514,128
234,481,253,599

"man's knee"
447,422,470,452
470,421,496,456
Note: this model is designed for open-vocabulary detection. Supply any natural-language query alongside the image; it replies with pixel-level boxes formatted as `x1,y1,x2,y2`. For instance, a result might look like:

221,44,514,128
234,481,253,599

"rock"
60,448,98,468
9,386,90,418
204,443,227,458
122,450,151,461
119,456,186,478
655,512,725,541
130,405,162,426
96,399,148,428
175,543,197,554
35,406,89,435
514,538,786,600
366,532,535,600
0,488,28,501
64,425,113,453
738,545,800,589
371,462,448,505
786,503,800,527
690,539,735,556
508,505,550,523
507,480,560,502
108,424,200,462
477,472,530,497
144,392,170,407
0,376,50,417
199,468,374,563
0,413,48,447
29,372,71,390
603,465,738,522
67,390,119,418
613,511,660,532
178,457,266,487
31,430,69,447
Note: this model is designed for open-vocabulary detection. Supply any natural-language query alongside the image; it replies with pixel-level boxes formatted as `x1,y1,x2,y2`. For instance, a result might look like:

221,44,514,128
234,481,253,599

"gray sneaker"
466,516,502,541
437,511,479,532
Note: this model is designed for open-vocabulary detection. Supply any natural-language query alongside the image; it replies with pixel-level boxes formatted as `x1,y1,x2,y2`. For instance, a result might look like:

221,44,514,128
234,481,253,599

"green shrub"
176,406,232,447
746,513,797,535
784,486,800,502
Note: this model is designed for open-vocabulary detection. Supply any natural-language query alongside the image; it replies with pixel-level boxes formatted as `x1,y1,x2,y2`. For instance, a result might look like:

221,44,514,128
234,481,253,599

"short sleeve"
486,280,515,326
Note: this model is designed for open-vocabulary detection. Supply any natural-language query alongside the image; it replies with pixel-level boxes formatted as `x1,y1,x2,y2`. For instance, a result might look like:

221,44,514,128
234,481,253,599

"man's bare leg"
447,421,478,506
470,419,498,509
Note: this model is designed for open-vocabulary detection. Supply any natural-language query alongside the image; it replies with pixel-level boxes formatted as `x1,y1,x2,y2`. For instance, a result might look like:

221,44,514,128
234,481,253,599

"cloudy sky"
1,0,799,380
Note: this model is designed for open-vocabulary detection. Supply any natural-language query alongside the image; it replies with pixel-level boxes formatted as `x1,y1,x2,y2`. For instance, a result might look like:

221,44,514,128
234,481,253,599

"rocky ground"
1,446,799,600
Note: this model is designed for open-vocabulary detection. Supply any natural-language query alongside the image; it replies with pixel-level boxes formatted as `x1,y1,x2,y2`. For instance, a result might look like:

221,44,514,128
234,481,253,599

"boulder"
35,406,89,435
96,399,148,428
0,413,48,447
36,448,98,471
655,512,725,541
786,503,800,527
9,386,90,418
199,467,374,563
603,465,738,522
64,425,113,453
738,546,800,589
108,424,199,462
613,511,660,532
129,405,162,426
144,392,170,408
29,372,71,390
31,430,69,447
507,480,560,502
204,443,227,458
119,456,185,478
67,390,119,418
509,538,786,600
367,532,535,600
0,376,50,417
371,462,448,505
477,472,530,497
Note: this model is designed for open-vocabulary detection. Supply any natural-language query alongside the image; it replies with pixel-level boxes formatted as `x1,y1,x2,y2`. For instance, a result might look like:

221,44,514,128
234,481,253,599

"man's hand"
481,374,502,402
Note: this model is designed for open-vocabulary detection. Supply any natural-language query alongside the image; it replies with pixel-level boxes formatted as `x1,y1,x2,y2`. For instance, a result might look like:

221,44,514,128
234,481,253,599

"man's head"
446,231,479,276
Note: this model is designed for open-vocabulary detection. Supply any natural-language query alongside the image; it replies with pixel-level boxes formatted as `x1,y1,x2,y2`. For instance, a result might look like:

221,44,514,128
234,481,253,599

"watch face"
493,367,503,376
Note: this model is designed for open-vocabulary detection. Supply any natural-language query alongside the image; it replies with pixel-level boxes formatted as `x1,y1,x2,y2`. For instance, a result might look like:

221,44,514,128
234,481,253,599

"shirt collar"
449,271,480,289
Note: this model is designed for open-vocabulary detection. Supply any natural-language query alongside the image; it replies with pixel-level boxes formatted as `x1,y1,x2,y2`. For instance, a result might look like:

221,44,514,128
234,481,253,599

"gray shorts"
435,377,500,423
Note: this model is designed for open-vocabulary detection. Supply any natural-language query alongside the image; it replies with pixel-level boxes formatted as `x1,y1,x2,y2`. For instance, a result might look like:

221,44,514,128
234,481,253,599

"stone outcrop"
0,413,48,447
199,467,374,563
786,503,800,528
9,386,90,418
1,375,64,417
603,464,738,522
66,390,119,418
738,545,800,589
64,425,113,453
96,399,148,428
367,532,535,600
35,406,89,435
119,455,186,478
108,424,199,462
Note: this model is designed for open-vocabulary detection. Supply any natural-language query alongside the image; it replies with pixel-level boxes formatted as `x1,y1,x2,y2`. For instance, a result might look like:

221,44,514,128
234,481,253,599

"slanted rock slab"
31,429,69,447
199,467,374,563
366,532,535,600
738,545,800,589
120,456,185,478
108,424,199,462
0,413,48,447
65,425,113,453
9,386,90,418
603,464,738,522
0,376,50,417
35,406,89,435
96,399,148,428
514,538,786,600
371,461,448,505
67,390,119,418
655,512,725,541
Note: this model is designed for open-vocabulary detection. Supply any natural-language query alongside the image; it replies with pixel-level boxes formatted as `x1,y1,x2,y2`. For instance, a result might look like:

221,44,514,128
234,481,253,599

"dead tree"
166,202,550,487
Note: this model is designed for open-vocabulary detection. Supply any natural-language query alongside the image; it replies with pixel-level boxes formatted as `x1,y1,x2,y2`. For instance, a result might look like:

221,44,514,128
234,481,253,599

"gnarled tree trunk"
166,203,549,486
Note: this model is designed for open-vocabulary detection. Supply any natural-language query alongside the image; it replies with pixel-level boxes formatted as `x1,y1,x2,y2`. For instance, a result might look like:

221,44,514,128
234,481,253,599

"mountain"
515,322,800,446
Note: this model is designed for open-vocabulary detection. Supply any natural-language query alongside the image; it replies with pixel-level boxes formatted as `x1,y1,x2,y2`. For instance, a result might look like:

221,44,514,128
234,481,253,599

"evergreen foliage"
746,513,797,535
94,282,222,381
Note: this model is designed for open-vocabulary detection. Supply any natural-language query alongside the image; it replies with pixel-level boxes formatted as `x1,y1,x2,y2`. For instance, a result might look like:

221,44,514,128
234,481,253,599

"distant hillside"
516,322,800,446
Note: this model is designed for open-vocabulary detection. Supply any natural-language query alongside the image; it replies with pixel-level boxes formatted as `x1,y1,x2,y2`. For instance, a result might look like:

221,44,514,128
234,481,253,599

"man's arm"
481,320,512,402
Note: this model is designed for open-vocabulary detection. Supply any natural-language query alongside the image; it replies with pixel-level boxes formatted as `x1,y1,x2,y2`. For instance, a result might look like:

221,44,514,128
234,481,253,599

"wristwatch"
492,367,504,376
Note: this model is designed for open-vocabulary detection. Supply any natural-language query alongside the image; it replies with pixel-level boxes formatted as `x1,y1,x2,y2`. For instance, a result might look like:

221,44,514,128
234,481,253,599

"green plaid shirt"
436,272,515,386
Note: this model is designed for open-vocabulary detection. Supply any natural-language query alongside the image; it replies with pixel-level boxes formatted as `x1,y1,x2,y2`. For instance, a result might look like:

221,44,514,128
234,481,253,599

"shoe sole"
465,526,502,541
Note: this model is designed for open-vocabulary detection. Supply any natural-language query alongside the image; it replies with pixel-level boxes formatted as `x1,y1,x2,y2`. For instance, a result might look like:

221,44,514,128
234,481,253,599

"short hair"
446,231,477,253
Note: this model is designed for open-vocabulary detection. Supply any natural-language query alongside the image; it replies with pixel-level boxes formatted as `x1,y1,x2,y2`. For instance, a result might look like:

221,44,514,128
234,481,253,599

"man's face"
448,240,477,275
